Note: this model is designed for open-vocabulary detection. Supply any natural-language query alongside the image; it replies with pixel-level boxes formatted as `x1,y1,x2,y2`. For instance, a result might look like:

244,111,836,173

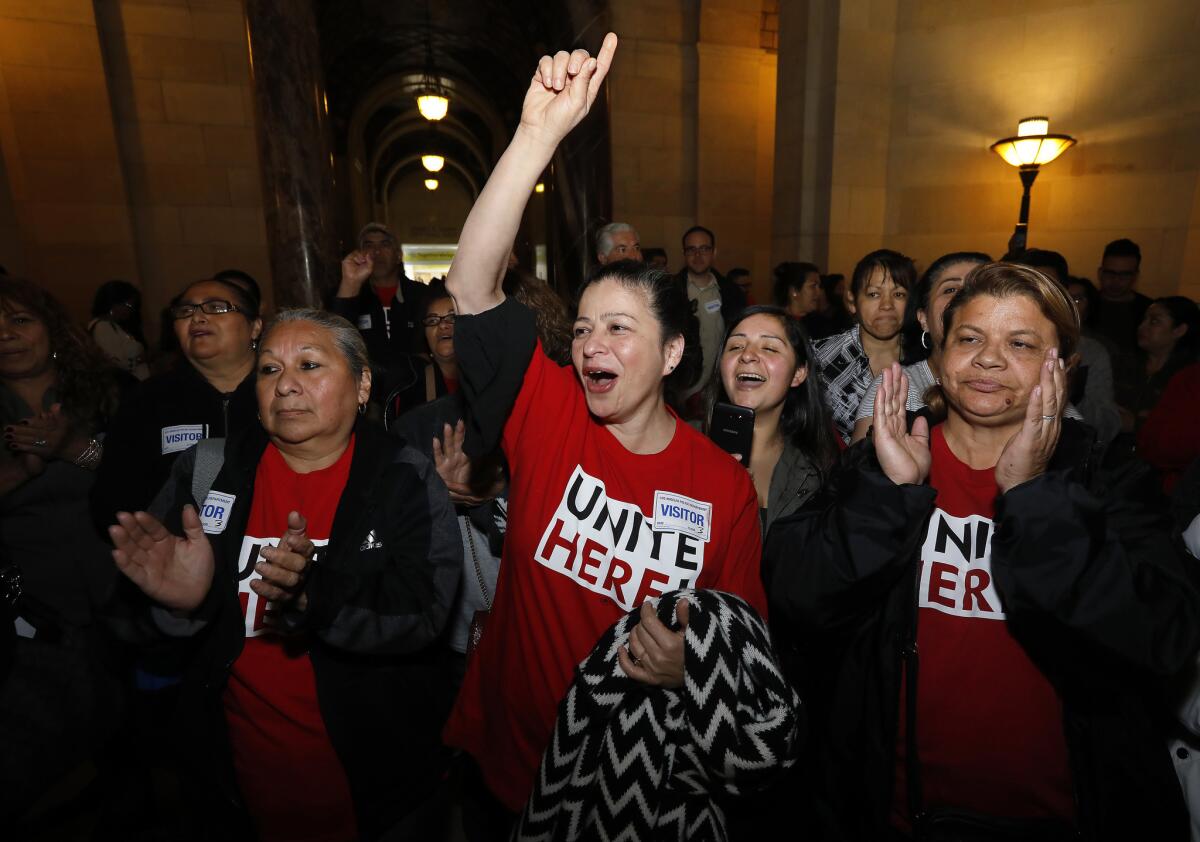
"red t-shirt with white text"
893,426,1074,824
443,344,767,811
223,439,358,842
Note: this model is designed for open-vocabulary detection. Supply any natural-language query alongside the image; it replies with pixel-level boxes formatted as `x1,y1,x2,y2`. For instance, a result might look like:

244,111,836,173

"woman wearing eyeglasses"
381,281,459,427
92,278,262,530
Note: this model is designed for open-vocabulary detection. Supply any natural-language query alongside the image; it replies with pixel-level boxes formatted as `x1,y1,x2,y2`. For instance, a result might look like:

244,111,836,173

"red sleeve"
1137,364,1200,480
711,470,768,619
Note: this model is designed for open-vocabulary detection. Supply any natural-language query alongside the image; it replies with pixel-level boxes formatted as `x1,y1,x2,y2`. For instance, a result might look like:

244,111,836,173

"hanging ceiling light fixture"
422,154,445,173
416,3,449,121
424,178,439,191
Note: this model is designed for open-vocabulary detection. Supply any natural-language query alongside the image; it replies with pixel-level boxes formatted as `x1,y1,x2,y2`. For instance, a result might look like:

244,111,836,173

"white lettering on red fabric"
236,535,329,637
534,466,709,611
918,509,1004,620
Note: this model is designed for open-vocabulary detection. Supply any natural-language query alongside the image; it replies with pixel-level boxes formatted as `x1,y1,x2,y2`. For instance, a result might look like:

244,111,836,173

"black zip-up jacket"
329,276,427,368
90,361,257,528
671,268,746,330
764,420,1200,841
149,420,462,839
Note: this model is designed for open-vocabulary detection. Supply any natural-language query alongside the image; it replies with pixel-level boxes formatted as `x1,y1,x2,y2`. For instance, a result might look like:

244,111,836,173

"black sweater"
765,421,1200,841
90,361,257,528
148,420,462,839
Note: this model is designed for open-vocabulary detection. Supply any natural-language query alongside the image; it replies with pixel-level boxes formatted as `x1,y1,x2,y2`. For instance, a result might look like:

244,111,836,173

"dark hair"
511,275,573,366
1150,296,1200,368
1066,275,1100,327
213,269,262,312
91,280,141,319
681,225,715,249
91,279,146,344
849,249,916,298
0,278,118,426
820,273,844,298
1013,248,1069,284
926,262,1081,422
902,251,991,362
772,262,820,308
726,268,751,285
705,305,838,472
642,247,667,264
576,259,698,398
423,279,452,313
177,277,260,321
1103,238,1141,266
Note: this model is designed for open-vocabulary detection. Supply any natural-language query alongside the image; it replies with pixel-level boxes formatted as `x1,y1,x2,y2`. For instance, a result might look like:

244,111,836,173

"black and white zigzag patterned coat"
514,589,803,842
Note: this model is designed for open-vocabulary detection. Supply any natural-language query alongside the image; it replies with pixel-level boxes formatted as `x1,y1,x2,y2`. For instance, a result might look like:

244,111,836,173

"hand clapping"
995,348,1066,493
253,511,315,617
872,363,931,486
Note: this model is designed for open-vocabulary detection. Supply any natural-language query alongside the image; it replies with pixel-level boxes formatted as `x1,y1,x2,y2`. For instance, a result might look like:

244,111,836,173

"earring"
357,403,367,416
920,330,930,350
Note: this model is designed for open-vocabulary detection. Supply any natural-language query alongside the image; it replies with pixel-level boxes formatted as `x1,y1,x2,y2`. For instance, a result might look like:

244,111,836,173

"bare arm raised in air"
445,33,618,315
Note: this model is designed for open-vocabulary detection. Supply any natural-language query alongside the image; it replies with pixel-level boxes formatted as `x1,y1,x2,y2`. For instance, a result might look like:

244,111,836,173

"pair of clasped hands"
110,508,315,629
872,348,1068,492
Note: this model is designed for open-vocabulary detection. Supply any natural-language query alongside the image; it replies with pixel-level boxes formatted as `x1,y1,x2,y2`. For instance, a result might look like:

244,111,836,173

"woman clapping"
766,263,1200,841
109,310,460,841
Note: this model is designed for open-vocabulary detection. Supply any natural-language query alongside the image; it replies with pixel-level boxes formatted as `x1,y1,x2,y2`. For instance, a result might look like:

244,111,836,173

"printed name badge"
357,314,373,330
704,299,722,313
653,490,712,542
199,491,236,535
161,424,205,455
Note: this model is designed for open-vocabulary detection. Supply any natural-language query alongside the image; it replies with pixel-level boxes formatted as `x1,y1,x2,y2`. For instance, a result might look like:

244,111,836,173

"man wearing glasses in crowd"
674,225,746,408
1093,238,1150,360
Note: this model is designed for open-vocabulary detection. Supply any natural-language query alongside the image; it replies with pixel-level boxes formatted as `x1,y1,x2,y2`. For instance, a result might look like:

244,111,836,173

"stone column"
243,0,336,307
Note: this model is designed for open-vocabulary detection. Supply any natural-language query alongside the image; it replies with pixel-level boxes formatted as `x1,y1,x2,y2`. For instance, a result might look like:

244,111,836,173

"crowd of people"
3,32,1200,842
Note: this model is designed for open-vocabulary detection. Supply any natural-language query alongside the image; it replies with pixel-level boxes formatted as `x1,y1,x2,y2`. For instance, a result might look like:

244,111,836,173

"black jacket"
329,276,427,367
91,361,257,528
150,420,462,839
764,420,1200,841
672,268,746,329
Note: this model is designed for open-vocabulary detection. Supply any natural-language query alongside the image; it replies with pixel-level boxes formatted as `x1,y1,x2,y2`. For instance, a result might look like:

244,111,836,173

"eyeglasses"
421,313,456,327
684,245,713,256
170,300,240,320
1099,268,1137,279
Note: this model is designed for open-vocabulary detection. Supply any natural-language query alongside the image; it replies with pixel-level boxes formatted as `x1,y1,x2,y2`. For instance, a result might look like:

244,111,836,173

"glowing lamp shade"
424,178,439,191
417,94,449,121
421,154,445,173
990,116,1075,168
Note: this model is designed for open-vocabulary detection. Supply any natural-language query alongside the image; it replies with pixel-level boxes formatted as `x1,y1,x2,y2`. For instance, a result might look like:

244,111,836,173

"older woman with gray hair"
108,308,461,842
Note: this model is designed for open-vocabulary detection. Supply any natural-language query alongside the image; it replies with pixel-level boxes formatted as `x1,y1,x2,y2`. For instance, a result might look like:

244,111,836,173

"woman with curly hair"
0,277,126,823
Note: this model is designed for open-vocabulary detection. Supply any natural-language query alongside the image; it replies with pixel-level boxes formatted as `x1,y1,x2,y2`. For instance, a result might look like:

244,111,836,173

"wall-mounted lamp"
534,182,545,194
422,154,445,173
990,116,1076,250
424,178,439,191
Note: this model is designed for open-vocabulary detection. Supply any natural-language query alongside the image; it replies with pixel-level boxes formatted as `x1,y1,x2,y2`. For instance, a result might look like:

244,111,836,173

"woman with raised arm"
108,309,460,841
765,262,1200,841
441,35,768,828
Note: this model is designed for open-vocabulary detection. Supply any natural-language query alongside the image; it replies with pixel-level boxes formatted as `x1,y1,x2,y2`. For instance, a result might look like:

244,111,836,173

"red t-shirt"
443,343,767,811
223,439,358,842
373,284,398,338
892,426,1074,825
